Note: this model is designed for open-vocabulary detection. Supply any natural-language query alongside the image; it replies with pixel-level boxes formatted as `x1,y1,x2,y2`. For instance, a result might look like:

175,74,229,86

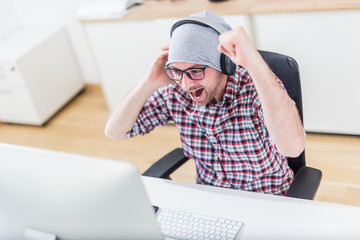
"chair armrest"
286,166,322,200
142,148,189,179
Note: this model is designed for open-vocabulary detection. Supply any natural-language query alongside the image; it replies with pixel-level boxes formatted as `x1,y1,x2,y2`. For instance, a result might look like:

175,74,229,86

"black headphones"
170,16,237,76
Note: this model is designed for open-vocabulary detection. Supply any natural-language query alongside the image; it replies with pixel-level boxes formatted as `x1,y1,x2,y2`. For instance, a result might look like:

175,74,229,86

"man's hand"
218,26,263,72
144,45,174,89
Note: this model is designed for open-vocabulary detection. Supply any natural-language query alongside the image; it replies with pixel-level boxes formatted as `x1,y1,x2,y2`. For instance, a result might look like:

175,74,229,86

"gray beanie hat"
166,11,232,72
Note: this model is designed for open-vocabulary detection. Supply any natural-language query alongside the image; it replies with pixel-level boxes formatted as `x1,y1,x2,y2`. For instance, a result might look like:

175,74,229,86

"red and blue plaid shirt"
126,66,294,195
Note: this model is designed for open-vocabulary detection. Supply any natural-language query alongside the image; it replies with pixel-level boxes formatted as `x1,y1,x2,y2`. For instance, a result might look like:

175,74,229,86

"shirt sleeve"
125,86,172,138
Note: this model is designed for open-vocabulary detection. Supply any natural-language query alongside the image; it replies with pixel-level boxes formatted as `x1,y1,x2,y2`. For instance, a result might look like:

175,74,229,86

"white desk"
1,143,359,239
142,176,360,240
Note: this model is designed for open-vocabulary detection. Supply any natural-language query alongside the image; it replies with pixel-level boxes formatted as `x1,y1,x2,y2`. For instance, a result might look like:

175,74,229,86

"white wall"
0,0,21,41
0,0,100,83
252,10,360,135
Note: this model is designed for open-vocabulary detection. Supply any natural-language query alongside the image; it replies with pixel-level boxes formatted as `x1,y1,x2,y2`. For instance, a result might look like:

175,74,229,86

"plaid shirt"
126,66,294,195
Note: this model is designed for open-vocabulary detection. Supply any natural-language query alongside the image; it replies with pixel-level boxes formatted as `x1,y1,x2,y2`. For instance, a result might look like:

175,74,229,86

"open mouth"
189,87,204,100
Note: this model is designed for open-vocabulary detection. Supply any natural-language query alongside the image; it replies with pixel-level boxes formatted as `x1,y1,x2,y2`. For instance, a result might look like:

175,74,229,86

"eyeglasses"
165,65,208,81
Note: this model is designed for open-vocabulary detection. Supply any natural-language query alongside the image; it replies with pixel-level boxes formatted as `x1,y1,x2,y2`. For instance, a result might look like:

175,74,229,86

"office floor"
1,84,360,207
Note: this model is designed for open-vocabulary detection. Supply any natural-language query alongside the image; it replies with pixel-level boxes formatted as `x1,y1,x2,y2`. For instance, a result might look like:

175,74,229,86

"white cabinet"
83,15,252,112
0,26,84,125
252,10,360,135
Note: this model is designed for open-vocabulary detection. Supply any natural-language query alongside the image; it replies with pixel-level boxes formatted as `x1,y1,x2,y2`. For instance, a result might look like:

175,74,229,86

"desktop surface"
142,176,360,240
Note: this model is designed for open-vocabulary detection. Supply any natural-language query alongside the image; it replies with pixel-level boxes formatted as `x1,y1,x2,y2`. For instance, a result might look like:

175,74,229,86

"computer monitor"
0,143,163,240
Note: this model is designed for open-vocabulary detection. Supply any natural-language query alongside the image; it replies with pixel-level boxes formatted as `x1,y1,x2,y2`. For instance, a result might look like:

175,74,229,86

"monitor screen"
0,143,163,240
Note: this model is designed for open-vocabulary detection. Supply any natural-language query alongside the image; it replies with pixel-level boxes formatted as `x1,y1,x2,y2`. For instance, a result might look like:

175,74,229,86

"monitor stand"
24,228,57,240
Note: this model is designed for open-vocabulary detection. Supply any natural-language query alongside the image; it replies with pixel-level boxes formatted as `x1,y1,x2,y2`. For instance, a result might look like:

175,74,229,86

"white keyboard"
157,208,244,240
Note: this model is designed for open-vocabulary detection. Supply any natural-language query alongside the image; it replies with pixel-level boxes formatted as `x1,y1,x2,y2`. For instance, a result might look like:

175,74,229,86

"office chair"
143,50,322,200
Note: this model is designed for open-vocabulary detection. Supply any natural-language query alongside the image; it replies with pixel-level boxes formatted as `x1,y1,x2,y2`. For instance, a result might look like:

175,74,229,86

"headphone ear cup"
220,54,236,75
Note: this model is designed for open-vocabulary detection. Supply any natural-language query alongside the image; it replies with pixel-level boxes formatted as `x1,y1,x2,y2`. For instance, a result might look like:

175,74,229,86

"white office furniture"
1,142,359,239
143,176,360,240
0,26,84,125
252,10,360,135
83,18,177,112
82,15,251,112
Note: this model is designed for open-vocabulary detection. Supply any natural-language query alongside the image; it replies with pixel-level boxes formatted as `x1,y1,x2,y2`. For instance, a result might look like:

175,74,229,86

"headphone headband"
170,16,226,37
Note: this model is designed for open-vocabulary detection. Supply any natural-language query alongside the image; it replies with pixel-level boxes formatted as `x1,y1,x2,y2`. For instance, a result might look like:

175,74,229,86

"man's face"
168,62,228,106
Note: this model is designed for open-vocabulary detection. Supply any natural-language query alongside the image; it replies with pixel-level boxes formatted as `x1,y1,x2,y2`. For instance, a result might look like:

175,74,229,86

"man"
105,11,305,195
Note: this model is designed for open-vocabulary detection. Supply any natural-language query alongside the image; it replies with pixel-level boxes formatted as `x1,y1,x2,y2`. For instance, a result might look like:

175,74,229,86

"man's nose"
180,73,194,90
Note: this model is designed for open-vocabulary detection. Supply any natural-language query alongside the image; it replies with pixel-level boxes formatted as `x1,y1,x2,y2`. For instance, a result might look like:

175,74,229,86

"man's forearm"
104,79,159,140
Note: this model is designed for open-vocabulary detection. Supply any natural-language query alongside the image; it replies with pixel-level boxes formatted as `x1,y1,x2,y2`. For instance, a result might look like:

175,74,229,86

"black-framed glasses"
165,65,208,81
